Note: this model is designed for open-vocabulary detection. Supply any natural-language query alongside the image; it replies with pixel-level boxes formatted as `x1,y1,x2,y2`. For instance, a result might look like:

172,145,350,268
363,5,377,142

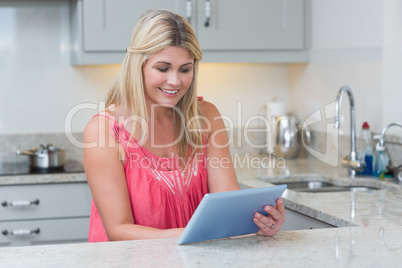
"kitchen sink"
270,180,381,193
257,174,383,193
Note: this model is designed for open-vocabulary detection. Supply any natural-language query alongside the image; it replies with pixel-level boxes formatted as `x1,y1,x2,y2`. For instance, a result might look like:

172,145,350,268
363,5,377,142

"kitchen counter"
0,172,86,186
1,226,401,267
1,157,402,267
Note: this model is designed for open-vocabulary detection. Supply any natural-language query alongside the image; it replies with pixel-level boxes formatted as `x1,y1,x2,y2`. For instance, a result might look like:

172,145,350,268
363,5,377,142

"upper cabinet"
195,0,304,51
81,0,180,52
70,0,308,65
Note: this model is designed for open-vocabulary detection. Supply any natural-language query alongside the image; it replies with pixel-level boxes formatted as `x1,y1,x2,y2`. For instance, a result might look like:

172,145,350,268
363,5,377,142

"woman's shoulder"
197,98,225,134
84,109,119,144
198,98,221,120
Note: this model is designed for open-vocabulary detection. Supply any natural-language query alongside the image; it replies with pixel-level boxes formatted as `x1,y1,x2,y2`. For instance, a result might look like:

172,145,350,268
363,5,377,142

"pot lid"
30,144,63,154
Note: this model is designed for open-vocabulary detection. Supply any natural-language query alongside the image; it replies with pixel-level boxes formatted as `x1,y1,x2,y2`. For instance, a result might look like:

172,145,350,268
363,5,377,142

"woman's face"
143,46,194,109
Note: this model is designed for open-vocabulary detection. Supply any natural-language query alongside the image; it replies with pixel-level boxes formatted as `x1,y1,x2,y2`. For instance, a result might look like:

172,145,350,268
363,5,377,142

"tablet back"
177,184,287,244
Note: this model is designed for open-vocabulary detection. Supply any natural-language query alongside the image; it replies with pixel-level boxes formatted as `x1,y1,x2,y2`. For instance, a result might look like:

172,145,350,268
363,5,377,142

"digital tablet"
177,184,287,244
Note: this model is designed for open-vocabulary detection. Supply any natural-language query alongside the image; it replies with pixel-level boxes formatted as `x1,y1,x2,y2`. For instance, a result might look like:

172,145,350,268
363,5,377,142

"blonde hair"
105,9,203,163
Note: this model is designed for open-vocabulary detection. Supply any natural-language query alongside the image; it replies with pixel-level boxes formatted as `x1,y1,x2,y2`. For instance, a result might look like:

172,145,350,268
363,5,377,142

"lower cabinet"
0,182,92,247
0,218,89,247
282,209,335,231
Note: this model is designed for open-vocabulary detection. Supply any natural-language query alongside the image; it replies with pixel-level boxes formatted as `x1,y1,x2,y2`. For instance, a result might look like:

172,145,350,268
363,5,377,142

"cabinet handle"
186,0,192,23
2,228,40,236
204,0,211,27
1,199,40,207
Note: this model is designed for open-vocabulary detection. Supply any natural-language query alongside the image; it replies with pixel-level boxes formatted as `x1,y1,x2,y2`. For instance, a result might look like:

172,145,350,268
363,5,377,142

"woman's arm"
200,101,240,193
83,116,183,241
200,101,285,235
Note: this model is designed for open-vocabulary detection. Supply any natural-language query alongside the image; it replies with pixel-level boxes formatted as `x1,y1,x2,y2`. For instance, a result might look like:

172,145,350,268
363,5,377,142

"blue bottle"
373,142,390,179
359,122,373,176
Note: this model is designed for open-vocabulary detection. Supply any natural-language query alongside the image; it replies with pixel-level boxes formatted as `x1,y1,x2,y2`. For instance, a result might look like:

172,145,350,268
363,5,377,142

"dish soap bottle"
359,122,373,176
373,137,391,179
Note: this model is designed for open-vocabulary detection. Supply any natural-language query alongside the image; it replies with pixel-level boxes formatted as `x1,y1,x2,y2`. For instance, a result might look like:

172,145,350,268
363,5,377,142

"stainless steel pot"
274,115,311,159
16,144,66,169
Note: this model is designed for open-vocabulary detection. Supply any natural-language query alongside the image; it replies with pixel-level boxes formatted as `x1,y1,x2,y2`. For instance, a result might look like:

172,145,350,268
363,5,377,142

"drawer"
0,183,92,221
0,217,89,247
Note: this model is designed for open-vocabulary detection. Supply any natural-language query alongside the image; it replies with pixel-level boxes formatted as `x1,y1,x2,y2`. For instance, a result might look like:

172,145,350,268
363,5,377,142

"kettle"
274,115,311,159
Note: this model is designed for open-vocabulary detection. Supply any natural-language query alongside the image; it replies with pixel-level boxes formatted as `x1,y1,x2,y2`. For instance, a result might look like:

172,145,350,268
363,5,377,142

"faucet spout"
334,86,361,178
379,123,402,148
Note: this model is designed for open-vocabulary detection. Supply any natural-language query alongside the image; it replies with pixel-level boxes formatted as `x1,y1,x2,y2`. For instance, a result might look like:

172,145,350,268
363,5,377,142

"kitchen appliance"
0,159,84,176
274,115,311,159
16,144,65,169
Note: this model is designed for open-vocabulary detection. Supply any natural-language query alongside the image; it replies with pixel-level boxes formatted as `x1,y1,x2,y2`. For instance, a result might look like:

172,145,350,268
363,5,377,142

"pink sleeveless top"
88,114,209,242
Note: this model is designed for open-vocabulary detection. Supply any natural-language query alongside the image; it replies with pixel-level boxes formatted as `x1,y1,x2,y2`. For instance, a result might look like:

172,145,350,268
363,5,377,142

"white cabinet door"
196,0,304,50
0,218,89,247
0,183,91,221
82,0,184,51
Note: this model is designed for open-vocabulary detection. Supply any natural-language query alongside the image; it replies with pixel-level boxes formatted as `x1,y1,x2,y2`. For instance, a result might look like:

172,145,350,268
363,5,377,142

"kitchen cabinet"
282,209,335,231
0,183,91,247
70,0,308,65
195,0,304,51
81,0,178,52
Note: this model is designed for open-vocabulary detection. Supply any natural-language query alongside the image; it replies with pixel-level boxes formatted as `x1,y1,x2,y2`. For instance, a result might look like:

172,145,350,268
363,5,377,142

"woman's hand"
254,198,286,236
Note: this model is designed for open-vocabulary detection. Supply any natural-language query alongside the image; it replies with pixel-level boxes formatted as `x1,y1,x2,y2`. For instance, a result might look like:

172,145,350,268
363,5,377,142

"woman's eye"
157,68,168,72
180,68,191,73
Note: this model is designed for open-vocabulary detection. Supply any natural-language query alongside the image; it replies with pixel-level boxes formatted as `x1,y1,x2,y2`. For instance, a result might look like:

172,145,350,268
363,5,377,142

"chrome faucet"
378,123,402,148
334,86,365,178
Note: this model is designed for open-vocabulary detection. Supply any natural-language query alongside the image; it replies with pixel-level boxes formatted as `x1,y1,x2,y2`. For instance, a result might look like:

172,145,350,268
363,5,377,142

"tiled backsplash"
1,129,401,170
229,128,402,169
0,133,84,164
309,131,402,168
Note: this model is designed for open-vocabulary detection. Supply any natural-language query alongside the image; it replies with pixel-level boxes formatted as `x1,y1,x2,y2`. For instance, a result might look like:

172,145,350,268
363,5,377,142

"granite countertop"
0,172,86,185
1,156,402,267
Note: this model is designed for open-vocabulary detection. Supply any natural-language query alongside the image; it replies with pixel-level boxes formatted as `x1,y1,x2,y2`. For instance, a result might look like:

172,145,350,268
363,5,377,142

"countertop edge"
0,172,87,185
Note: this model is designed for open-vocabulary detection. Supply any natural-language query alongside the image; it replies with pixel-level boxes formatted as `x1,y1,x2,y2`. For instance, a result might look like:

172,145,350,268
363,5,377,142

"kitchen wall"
288,0,402,136
0,1,118,134
287,0,402,165
198,63,288,128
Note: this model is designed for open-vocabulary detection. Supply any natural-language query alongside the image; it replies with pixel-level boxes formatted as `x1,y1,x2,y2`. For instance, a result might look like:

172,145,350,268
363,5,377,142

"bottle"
359,122,373,176
373,141,390,180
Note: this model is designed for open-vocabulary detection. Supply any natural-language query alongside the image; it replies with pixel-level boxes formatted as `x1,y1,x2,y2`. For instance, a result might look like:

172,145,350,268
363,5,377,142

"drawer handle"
204,0,211,27
2,228,40,236
1,199,40,207
186,0,192,23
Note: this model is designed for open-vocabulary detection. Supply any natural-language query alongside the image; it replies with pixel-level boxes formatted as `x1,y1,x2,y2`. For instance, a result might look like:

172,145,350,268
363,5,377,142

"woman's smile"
158,87,180,97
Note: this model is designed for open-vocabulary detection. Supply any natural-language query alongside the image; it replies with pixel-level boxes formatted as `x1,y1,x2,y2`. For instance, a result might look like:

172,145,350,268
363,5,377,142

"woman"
83,8,285,242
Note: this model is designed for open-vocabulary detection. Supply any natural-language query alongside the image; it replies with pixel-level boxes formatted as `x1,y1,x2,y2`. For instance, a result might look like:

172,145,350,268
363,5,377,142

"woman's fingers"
275,198,286,219
254,213,277,236
265,199,285,225
254,212,276,228
253,199,286,236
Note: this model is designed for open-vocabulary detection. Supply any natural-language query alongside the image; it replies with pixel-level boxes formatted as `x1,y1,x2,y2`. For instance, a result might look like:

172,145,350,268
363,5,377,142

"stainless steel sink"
269,180,381,193
257,173,387,193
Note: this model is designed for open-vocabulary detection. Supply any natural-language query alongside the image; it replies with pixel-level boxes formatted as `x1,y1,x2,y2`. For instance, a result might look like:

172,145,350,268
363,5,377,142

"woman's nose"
167,71,180,86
